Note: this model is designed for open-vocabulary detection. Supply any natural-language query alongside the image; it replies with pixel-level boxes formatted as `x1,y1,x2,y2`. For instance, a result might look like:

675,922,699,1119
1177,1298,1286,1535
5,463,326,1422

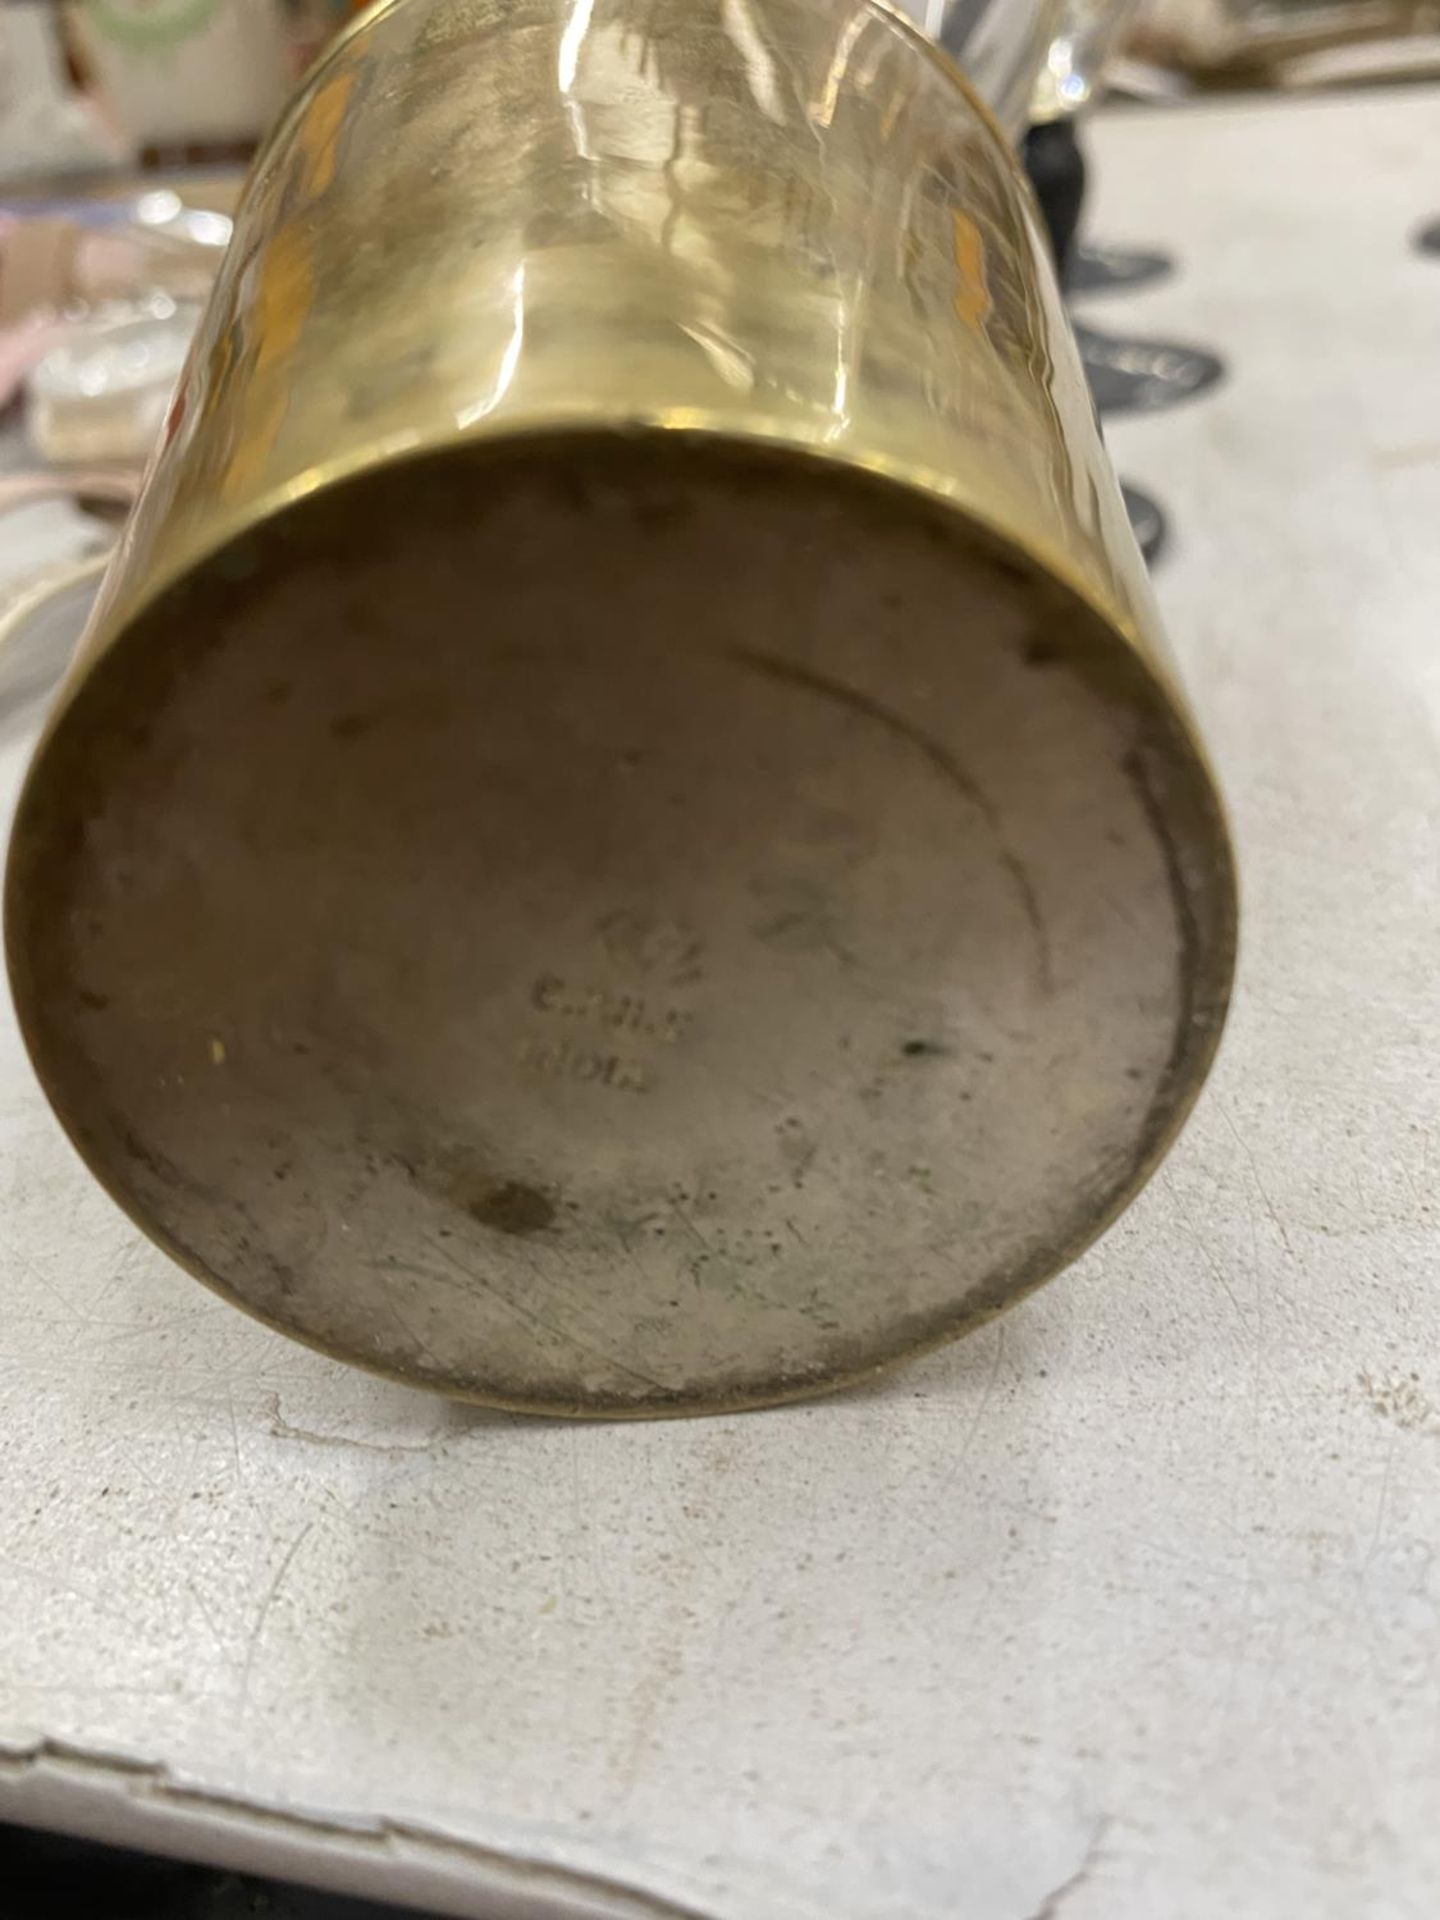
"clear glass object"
1033,0,1226,418
887,0,1063,135
898,1,1220,419
26,299,200,466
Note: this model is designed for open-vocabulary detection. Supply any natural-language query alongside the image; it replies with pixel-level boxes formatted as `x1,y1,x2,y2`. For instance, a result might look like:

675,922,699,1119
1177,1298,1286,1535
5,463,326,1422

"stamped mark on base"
518,913,704,1096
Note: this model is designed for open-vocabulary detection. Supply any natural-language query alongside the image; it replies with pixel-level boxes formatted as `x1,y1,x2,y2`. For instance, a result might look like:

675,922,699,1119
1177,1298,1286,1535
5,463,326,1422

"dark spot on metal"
901,1038,946,1058
1025,637,1060,666
215,543,259,584
551,469,592,514
119,1125,176,1184
78,989,110,1011
632,492,690,531
331,710,377,742
467,1180,556,1237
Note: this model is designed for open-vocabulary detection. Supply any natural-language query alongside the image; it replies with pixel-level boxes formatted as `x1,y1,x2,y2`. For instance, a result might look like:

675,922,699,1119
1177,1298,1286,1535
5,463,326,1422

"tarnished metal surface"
0,87,1434,1920
4,0,1234,1415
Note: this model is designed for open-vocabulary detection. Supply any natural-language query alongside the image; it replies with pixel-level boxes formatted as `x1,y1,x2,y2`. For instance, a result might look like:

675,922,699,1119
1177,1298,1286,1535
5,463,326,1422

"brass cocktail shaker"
6,0,1235,1415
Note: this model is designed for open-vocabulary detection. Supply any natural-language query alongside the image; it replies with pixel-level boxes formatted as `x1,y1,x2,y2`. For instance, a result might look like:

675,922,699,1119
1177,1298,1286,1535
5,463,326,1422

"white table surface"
2,85,1438,1920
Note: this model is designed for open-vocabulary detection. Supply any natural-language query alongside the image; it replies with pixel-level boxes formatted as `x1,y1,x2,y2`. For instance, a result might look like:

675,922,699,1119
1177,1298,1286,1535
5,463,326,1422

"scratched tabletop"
2,86,1438,1920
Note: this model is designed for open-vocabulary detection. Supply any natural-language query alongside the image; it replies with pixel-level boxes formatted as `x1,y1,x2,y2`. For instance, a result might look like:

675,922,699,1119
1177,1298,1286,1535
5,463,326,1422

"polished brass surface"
6,0,1236,1416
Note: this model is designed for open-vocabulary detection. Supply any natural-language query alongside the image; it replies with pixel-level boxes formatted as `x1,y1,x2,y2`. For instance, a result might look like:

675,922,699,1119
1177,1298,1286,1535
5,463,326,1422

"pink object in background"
0,310,73,412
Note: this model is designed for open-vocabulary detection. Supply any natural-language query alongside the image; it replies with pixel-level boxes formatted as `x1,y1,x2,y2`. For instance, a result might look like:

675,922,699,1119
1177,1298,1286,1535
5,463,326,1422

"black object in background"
1023,119,1087,284
1119,482,1167,568
1067,240,1172,297
1023,123,1173,298
1,1821,445,1920
1023,116,1224,421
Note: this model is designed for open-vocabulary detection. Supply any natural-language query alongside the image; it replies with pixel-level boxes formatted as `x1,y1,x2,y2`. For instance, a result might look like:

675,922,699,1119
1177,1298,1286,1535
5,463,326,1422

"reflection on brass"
5,0,1236,1417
